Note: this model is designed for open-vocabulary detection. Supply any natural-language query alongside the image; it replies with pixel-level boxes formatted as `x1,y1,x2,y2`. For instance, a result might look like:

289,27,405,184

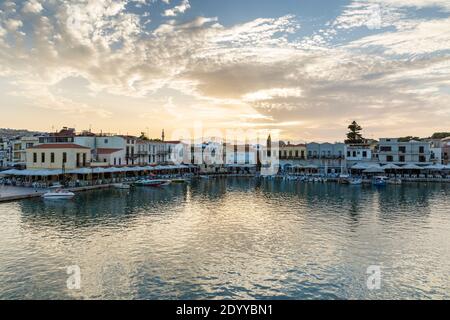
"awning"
400,164,423,170
381,163,401,170
363,166,385,173
351,163,371,170
0,169,63,176
424,164,445,170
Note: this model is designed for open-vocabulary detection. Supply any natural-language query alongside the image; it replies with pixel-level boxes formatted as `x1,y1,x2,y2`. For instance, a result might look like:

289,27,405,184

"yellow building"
279,142,306,160
26,143,91,170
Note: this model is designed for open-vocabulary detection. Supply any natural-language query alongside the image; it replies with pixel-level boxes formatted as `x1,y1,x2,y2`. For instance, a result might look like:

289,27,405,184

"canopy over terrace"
0,165,198,184
363,166,385,174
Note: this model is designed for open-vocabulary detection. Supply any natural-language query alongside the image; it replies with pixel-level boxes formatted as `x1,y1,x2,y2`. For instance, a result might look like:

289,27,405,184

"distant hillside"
0,128,46,140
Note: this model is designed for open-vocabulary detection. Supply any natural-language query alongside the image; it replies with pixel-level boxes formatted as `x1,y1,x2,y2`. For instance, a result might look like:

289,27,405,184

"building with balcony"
378,138,431,164
306,142,346,159
279,142,306,160
10,136,41,168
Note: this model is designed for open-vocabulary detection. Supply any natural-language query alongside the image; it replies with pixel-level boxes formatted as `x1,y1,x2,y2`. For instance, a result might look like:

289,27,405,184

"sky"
0,0,449,142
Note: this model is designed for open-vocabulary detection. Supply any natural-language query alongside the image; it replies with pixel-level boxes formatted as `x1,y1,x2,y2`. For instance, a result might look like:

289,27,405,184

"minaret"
162,129,165,142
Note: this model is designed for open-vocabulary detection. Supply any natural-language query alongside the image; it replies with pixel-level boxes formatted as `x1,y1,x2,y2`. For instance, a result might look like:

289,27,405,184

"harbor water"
0,178,449,299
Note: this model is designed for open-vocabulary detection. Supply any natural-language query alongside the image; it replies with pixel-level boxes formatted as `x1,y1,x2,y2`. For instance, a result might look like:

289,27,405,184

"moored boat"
42,190,75,200
113,183,131,189
135,179,172,187
388,177,402,185
372,176,388,186
349,178,362,185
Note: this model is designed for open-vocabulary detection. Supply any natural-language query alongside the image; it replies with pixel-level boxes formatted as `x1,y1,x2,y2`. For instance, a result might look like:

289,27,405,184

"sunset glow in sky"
1,0,450,142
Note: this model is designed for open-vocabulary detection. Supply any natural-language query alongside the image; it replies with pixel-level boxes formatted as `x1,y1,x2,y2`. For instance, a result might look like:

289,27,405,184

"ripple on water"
0,180,449,299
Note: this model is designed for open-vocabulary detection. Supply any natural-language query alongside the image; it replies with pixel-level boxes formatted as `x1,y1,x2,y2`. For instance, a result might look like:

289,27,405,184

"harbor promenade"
0,184,113,203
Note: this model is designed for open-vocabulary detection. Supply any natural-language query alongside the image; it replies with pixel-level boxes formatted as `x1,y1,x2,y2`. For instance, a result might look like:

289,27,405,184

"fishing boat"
199,175,210,180
135,179,171,187
113,183,131,190
42,190,75,200
372,176,388,186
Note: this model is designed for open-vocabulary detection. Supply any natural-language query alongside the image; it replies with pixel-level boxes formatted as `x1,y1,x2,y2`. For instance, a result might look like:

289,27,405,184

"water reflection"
0,179,449,299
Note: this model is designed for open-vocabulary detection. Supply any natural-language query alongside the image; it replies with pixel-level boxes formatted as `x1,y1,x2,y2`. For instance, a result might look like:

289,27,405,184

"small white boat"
373,176,388,186
349,178,362,185
113,183,131,190
388,178,402,185
42,190,75,200
135,179,171,187
199,175,210,180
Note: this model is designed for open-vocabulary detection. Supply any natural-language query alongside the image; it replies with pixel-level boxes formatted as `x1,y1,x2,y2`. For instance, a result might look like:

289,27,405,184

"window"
41,153,45,163
380,146,392,152
419,155,426,162
33,153,37,163
419,146,425,153
295,150,299,158
83,153,86,166
399,146,406,153
104,139,108,144
51,153,55,163
347,151,351,157
62,152,67,163
399,155,405,162
387,155,393,162
301,151,305,159
362,151,367,158
353,151,357,157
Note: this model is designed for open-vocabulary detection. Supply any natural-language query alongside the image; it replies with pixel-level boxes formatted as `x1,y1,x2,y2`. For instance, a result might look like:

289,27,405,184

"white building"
74,135,127,166
10,136,40,167
26,143,91,170
346,144,372,161
0,139,10,168
378,138,431,164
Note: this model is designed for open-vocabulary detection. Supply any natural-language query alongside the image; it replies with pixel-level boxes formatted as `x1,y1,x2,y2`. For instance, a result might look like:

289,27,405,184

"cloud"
162,0,190,17
5,18,23,31
0,0,449,140
22,0,43,14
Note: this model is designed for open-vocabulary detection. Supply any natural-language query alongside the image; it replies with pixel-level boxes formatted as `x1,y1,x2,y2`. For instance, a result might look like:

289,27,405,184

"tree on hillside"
345,121,365,144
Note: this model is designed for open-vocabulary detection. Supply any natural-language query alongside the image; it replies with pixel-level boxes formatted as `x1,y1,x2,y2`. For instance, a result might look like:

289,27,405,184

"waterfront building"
9,136,41,168
39,127,75,144
378,138,431,164
306,142,346,159
26,143,91,170
75,135,127,166
279,142,306,160
96,148,125,166
442,137,450,164
0,139,10,168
